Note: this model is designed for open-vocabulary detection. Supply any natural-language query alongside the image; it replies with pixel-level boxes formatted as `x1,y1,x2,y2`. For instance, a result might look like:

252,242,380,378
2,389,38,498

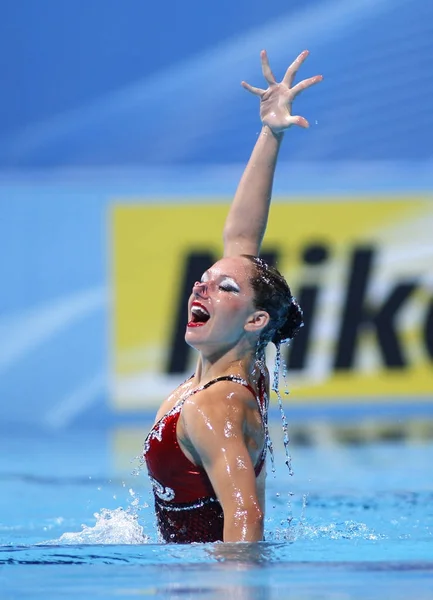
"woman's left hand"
242,49,323,133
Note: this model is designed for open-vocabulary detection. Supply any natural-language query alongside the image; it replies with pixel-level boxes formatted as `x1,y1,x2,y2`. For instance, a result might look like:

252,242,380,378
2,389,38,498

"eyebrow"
220,274,239,281
202,272,239,282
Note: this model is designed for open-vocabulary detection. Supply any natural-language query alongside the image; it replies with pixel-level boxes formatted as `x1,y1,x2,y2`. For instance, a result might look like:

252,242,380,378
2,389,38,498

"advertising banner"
111,198,433,410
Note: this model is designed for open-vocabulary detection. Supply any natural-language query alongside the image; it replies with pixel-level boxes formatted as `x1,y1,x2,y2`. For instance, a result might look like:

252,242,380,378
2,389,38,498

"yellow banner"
111,197,433,409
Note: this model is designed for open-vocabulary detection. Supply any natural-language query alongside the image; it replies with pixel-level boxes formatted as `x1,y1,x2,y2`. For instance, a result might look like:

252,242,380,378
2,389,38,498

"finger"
290,115,310,129
282,50,309,88
260,49,277,86
241,81,265,97
291,74,323,96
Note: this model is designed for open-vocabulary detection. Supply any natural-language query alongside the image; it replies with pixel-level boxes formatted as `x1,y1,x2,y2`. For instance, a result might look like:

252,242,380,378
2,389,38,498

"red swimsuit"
144,375,267,543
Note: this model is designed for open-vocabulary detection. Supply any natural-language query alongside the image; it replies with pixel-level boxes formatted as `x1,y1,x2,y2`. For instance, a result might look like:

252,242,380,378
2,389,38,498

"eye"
219,284,236,292
219,279,240,293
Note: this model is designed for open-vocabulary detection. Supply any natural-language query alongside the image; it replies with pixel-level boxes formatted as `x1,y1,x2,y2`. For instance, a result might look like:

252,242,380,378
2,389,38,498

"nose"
192,281,208,297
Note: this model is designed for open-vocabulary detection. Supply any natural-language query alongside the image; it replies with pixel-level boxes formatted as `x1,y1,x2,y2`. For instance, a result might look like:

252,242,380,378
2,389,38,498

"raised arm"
223,50,322,258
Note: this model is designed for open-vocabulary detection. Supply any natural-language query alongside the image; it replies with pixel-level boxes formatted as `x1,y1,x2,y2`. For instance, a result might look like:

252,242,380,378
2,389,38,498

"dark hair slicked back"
242,255,304,347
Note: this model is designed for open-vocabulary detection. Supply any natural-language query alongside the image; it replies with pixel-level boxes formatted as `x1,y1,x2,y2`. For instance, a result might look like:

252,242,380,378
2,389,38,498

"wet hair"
242,255,304,347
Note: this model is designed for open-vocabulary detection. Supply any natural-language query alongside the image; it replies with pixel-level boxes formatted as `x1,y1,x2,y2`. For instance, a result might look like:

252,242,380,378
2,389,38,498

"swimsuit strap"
191,374,266,413
181,374,256,404
148,375,255,436
199,375,255,395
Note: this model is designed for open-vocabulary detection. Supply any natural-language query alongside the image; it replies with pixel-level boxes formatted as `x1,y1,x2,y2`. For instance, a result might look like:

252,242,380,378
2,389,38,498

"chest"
152,379,194,425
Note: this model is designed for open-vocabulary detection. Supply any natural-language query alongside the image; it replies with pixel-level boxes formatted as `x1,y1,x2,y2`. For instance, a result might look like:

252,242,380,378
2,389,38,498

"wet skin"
150,256,269,541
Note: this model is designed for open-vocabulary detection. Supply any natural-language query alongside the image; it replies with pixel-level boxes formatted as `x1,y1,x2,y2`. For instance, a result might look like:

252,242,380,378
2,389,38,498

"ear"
244,310,270,334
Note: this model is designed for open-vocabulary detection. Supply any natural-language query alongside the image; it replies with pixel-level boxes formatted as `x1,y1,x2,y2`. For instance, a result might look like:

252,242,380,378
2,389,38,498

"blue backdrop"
1,0,432,167
1,0,432,430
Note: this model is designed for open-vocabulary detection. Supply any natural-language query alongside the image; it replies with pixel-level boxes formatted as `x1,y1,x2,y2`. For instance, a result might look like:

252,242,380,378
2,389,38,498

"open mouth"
188,302,211,328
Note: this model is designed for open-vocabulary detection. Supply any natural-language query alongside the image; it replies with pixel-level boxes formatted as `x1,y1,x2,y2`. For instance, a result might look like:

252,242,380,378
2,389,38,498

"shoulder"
180,380,254,464
182,379,254,431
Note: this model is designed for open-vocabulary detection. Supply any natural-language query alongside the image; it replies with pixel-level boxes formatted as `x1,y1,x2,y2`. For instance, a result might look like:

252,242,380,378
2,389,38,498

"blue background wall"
1,0,432,430
2,0,433,166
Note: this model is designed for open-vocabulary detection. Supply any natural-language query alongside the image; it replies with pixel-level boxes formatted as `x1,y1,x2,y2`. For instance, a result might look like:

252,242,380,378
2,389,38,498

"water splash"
266,516,383,542
295,520,384,541
43,489,151,545
265,489,384,542
55,507,148,545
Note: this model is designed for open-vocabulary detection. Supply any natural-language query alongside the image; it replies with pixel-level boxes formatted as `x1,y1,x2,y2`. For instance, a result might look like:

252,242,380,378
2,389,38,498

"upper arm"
181,386,262,519
223,237,261,258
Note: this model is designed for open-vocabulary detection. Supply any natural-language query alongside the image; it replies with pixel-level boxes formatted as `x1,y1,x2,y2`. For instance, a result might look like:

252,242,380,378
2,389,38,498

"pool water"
1,420,432,599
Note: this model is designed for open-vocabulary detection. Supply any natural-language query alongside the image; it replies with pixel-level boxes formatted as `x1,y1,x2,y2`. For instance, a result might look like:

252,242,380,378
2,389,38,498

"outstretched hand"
242,50,322,133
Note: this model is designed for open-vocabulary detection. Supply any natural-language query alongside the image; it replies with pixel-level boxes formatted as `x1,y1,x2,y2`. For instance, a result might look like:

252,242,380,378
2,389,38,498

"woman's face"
185,256,260,351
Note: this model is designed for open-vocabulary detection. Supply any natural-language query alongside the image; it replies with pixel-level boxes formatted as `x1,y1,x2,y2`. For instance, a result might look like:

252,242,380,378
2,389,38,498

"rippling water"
1,425,432,598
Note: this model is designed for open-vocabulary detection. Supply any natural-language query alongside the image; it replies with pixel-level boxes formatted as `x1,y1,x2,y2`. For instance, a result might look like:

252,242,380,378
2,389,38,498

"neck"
194,344,258,385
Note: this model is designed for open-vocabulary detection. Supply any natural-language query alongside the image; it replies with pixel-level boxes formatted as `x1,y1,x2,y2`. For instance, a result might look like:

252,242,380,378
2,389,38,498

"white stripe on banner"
0,287,107,374
2,0,398,163
44,371,107,430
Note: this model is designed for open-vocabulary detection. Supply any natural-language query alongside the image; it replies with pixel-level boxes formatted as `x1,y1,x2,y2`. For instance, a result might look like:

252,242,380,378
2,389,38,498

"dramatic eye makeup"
219,277,240,292
200,271,240,292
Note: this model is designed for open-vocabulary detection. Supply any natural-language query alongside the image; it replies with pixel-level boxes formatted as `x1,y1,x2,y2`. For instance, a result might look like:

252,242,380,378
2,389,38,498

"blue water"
1,421,432,599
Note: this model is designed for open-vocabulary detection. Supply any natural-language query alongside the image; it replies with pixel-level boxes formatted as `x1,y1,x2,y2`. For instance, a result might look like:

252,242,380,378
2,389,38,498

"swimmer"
144,50,322,543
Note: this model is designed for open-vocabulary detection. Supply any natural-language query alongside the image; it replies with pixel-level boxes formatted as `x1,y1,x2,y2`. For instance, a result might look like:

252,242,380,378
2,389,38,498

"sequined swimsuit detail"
144,375,267,543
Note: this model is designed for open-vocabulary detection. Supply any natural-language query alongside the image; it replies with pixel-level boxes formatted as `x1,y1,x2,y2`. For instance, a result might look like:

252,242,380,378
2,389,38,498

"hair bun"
272,298,304,345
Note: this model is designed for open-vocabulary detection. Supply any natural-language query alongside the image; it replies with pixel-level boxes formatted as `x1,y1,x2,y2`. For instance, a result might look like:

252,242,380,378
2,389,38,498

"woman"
144,50,322,543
